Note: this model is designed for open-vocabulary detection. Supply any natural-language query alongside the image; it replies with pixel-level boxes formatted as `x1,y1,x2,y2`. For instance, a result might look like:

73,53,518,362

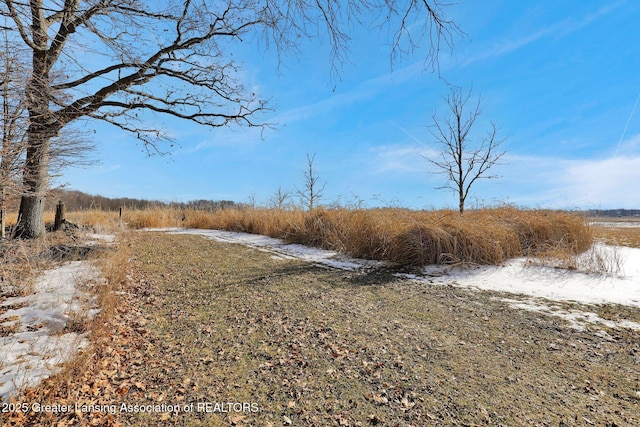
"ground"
8,230,638,427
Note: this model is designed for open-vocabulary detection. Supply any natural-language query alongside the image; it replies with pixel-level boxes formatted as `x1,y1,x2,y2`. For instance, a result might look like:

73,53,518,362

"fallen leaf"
372,394,388,405
230,414,247,424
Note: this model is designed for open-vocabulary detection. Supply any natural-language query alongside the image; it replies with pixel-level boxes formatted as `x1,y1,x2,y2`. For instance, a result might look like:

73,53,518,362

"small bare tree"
269,186,291,210
296,153,325,211
426,87,505,213
246,193,257,209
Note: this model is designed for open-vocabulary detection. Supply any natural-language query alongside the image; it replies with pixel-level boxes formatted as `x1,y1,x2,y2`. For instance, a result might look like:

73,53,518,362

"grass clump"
115,206,593,267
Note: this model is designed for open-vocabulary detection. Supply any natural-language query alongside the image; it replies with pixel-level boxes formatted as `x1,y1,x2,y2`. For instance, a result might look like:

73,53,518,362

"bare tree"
0,37,27,237
269,186,291,210
425,87,505,214
296,153,325,211
246,193,257,209
1,0,460,238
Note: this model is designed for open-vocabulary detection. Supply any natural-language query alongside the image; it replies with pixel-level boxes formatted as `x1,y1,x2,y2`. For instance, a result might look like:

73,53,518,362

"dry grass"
4,210,122,234
0,230,86,298
115,206,593,266
594,226,640,248
2,211,57,228
65,210,125,234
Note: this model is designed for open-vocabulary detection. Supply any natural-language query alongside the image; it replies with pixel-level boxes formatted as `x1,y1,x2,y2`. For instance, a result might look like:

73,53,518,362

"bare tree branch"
269,186,292,209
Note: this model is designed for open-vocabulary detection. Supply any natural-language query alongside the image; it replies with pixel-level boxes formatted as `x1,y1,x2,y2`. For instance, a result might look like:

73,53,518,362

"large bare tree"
0,31,94,237
426,86,506,213
1,0,460,238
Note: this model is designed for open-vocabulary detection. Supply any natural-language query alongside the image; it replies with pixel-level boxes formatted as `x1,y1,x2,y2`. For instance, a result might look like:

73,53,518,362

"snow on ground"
590,221,640,228
87,233,116,245
406,244,640,308
155,228,640,332
499,298,640,332
0,261,104,402
161,228,385,270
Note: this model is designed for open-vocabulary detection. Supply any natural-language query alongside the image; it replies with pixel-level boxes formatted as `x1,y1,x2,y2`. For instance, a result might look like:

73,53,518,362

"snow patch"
0,262,103,402
165,228,384,270
87,233,116,245
499,298,640,332
400,245,640,308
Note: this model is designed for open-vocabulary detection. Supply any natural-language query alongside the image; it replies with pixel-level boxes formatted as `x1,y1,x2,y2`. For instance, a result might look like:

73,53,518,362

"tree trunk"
54,201,65,230
15,9,55,239
16,193,45,238
0,186,5,239
15,134,52,239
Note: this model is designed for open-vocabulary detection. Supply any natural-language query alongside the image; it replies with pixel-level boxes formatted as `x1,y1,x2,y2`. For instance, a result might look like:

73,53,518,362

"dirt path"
13,232,640,426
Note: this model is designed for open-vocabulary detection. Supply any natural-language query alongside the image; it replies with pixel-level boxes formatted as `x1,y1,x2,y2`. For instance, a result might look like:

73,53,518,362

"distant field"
591,218,640,248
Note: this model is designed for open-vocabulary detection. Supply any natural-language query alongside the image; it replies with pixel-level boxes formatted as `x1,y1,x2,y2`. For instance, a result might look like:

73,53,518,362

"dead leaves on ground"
10,233,640,427
8,270,150,427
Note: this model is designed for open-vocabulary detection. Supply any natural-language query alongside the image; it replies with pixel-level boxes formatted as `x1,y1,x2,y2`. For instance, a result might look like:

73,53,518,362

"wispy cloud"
615,133,640,155
368,143,439,175
561,156,640,208
271,89,373,124
389,121,426,145
91,163,122,175
187,126,266,152
271,62,424,125
460,2,625,67
369,137,640,208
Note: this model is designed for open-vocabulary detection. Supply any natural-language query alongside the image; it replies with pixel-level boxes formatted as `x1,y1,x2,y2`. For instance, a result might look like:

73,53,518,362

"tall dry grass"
108,206,593,267
0,229,91,297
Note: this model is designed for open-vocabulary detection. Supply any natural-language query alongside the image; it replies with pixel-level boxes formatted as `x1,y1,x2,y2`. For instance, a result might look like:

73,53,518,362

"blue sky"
60,0,640,210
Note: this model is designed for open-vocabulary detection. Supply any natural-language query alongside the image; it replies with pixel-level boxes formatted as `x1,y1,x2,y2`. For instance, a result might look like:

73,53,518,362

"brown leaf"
118,385,129,396
229,414,248,424
372,394,388,405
